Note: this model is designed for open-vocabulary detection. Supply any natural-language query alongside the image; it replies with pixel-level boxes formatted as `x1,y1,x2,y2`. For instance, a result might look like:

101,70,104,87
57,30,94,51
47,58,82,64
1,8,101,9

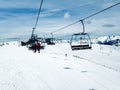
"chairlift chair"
45,38,55,45
70,20,92,50
70,32,92,50
28,36,45,50
45,33,55,45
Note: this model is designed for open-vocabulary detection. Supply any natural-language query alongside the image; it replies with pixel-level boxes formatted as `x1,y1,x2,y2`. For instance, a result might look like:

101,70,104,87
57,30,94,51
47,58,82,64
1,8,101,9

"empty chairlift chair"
70,32,92,50
45,38,55,45
70,20,92,50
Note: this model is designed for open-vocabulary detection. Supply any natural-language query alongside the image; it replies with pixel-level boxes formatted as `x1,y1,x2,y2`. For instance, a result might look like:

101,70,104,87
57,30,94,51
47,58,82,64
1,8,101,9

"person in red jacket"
36,42,41,53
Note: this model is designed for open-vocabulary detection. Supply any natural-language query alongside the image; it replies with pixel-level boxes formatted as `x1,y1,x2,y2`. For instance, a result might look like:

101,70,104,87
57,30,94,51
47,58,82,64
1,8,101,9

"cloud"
85,20,92,24
85,16,120,36
0,7,63,21
0,0,39,8
102,24,116,27
102,2,115,8
64,12,70,19
0,0,120,40
0,8,37,15
40,8,62,18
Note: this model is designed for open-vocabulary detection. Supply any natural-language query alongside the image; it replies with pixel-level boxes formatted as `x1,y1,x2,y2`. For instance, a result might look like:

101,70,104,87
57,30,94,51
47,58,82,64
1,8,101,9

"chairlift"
45,33,55,45
70,20,92,50
70,32,92,50
26,0,44,50
28,35,45,50
45,38,55,45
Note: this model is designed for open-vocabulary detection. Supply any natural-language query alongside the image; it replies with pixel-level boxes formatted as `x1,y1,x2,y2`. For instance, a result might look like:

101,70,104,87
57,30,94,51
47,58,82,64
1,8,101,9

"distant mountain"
95,35,120,46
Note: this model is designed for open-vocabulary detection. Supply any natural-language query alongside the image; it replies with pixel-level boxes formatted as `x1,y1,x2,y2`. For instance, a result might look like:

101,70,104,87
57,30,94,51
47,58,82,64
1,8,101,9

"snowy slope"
0,41,120,90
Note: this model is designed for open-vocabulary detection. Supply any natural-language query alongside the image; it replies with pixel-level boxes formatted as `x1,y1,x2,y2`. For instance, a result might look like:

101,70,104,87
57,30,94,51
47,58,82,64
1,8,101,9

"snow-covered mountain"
94,35,120,46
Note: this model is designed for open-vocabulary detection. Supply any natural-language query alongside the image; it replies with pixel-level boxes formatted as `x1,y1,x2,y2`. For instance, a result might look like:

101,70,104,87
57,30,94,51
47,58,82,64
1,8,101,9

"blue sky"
0,0,120,41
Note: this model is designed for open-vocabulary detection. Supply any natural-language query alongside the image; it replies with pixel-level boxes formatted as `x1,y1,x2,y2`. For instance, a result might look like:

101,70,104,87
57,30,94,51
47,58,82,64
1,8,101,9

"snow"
0,41,120,90
96,35,120,45
97,36,110,43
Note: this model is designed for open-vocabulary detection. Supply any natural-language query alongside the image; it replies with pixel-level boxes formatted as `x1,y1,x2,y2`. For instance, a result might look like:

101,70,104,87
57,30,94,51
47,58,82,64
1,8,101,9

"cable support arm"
32,0,43,36
80,20,85,33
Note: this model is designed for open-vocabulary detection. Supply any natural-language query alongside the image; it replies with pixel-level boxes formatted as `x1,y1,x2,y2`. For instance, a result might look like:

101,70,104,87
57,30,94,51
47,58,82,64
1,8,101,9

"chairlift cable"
82,2,120,20
52,20,80,33
51,2,120,34
32,0,43,36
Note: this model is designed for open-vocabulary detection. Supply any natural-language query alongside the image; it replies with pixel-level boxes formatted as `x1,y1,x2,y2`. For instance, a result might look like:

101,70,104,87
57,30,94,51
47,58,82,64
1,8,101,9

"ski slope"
0,41,120,90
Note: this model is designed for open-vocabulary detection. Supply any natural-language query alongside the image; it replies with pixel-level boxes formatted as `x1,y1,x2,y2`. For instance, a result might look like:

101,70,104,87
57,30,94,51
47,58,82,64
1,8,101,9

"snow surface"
0,41,120,90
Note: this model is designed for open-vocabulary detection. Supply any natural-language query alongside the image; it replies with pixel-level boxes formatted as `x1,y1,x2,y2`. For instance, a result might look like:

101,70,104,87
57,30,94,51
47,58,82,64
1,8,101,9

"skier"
36,42,41,53
32,43,37,53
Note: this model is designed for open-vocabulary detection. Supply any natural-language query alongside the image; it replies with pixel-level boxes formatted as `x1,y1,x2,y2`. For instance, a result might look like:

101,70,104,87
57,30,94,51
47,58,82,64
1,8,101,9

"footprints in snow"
63,67,72,69
63,66,89,73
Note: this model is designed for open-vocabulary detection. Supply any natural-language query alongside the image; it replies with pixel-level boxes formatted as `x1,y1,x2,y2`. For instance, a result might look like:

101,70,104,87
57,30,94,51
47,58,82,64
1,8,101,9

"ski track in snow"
0,41,120,90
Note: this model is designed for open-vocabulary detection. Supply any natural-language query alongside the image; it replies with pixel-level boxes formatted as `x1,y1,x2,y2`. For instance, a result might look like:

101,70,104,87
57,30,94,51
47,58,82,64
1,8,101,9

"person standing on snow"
36,42,41,53
32,43,37,53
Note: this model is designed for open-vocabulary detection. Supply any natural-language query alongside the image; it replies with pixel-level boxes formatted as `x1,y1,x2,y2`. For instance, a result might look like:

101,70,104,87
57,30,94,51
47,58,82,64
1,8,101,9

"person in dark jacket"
36,42,41,53
32,43,37,53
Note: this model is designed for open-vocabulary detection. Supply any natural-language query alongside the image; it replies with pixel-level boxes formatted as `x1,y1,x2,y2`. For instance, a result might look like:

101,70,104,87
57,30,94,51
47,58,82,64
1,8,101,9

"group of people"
31,42,41,53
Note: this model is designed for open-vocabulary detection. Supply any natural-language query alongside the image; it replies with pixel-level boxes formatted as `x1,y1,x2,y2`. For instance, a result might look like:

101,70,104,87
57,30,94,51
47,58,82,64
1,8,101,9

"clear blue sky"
0,0,120,40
